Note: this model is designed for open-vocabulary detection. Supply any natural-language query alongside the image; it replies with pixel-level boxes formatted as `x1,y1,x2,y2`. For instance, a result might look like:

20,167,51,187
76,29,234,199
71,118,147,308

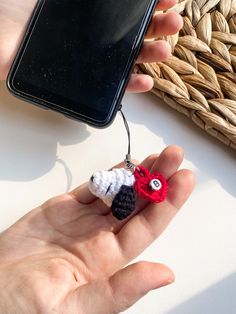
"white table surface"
0,80,236,314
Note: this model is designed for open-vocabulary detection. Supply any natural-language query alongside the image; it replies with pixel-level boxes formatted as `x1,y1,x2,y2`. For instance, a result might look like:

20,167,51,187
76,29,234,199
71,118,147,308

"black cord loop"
119,106,136,171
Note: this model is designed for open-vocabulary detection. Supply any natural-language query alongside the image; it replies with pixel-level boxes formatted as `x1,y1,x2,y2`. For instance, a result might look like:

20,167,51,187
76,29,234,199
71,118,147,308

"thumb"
69,261,174,314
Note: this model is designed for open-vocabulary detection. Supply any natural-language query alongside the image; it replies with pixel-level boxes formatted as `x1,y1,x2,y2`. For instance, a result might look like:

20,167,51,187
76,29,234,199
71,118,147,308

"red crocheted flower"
134,166,168,203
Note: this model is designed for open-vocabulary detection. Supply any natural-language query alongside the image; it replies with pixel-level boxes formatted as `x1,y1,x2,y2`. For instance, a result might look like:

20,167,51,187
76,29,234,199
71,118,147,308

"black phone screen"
10,0,154,124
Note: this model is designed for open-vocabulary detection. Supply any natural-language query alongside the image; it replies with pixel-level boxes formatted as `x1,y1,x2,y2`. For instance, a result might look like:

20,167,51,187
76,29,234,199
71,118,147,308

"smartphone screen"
8,0,156,125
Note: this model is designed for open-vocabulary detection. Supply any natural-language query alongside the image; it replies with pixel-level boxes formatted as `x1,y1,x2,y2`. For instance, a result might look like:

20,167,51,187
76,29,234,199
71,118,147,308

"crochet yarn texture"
88,166,168,220
111,185,136,220
88,168,135,206
134,166,168,203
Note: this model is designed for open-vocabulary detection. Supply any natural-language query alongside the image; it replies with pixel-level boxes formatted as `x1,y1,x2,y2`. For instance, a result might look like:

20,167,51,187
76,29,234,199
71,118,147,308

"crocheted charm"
87,108,169,220
88,166,168,221
88,168,136,220
134,166,168,203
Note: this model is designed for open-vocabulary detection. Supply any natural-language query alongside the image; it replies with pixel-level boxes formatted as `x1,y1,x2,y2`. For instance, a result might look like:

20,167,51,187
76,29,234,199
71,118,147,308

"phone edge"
7,0,158,128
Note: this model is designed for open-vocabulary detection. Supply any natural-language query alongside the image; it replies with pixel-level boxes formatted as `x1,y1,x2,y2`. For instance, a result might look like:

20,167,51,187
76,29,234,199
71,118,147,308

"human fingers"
69,261,174,313
130,34,173,92
69,182,97,205
106,146,184,228
126,74,154,93
146,11,183,39
141,153,159,169
156,0,178,11
136,40,171,64
150,145,184,178
116,169,195,262
128,10,183,92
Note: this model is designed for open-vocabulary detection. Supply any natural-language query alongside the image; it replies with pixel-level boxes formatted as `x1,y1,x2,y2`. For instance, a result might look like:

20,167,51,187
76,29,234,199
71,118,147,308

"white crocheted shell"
88,168,135,207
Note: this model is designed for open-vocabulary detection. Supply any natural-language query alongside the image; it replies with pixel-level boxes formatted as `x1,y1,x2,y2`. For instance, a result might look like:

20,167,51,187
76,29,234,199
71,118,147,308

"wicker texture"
139,0,236,149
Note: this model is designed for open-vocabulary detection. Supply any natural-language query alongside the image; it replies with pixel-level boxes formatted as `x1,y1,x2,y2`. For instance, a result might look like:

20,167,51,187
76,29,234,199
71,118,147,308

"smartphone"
7,0,158,127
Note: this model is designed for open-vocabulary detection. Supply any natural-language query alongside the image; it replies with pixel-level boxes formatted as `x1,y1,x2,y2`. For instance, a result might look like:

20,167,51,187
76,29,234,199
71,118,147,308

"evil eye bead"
149,179,162,191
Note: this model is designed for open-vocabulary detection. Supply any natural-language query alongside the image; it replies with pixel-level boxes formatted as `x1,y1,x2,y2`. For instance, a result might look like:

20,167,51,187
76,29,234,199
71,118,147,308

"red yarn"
134,166,168,203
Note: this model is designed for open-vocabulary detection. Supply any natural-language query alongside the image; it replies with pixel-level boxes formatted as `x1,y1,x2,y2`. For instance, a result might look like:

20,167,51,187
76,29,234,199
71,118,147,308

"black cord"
119,106,135,170
120,107,131,155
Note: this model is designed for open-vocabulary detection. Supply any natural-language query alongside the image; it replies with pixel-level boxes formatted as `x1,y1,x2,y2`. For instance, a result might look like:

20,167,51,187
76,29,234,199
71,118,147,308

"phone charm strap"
88,107,168,220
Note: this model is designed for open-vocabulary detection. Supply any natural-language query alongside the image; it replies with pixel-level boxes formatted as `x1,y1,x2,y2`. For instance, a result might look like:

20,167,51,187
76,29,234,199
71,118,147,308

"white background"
0,81,236,314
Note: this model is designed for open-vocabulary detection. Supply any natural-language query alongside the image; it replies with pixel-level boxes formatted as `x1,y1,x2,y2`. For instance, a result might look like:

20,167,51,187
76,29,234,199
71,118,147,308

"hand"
0,0,182,92
0,146,195,314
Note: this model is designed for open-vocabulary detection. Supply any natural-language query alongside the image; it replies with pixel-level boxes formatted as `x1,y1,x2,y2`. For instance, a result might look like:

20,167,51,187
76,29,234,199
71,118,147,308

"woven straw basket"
139,0,236,149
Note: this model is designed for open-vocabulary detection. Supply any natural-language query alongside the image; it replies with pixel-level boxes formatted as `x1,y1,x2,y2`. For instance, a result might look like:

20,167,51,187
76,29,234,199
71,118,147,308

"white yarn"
88,168,135,207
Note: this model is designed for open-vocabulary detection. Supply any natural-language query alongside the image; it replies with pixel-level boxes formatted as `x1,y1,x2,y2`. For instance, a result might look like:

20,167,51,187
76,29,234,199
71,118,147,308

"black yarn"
111,185,136,220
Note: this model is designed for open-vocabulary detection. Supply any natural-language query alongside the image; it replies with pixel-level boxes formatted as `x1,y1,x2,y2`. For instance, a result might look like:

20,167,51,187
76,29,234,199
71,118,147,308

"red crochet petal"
134,166,168,203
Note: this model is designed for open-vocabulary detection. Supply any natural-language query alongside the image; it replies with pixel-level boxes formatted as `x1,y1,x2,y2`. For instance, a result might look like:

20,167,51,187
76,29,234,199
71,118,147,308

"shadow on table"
166,272,236,314
0,82,90,181
124,93,236,197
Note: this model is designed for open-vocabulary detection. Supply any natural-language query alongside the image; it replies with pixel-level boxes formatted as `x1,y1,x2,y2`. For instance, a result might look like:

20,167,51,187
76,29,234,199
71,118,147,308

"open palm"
0,147,194,313
0,0,183,92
